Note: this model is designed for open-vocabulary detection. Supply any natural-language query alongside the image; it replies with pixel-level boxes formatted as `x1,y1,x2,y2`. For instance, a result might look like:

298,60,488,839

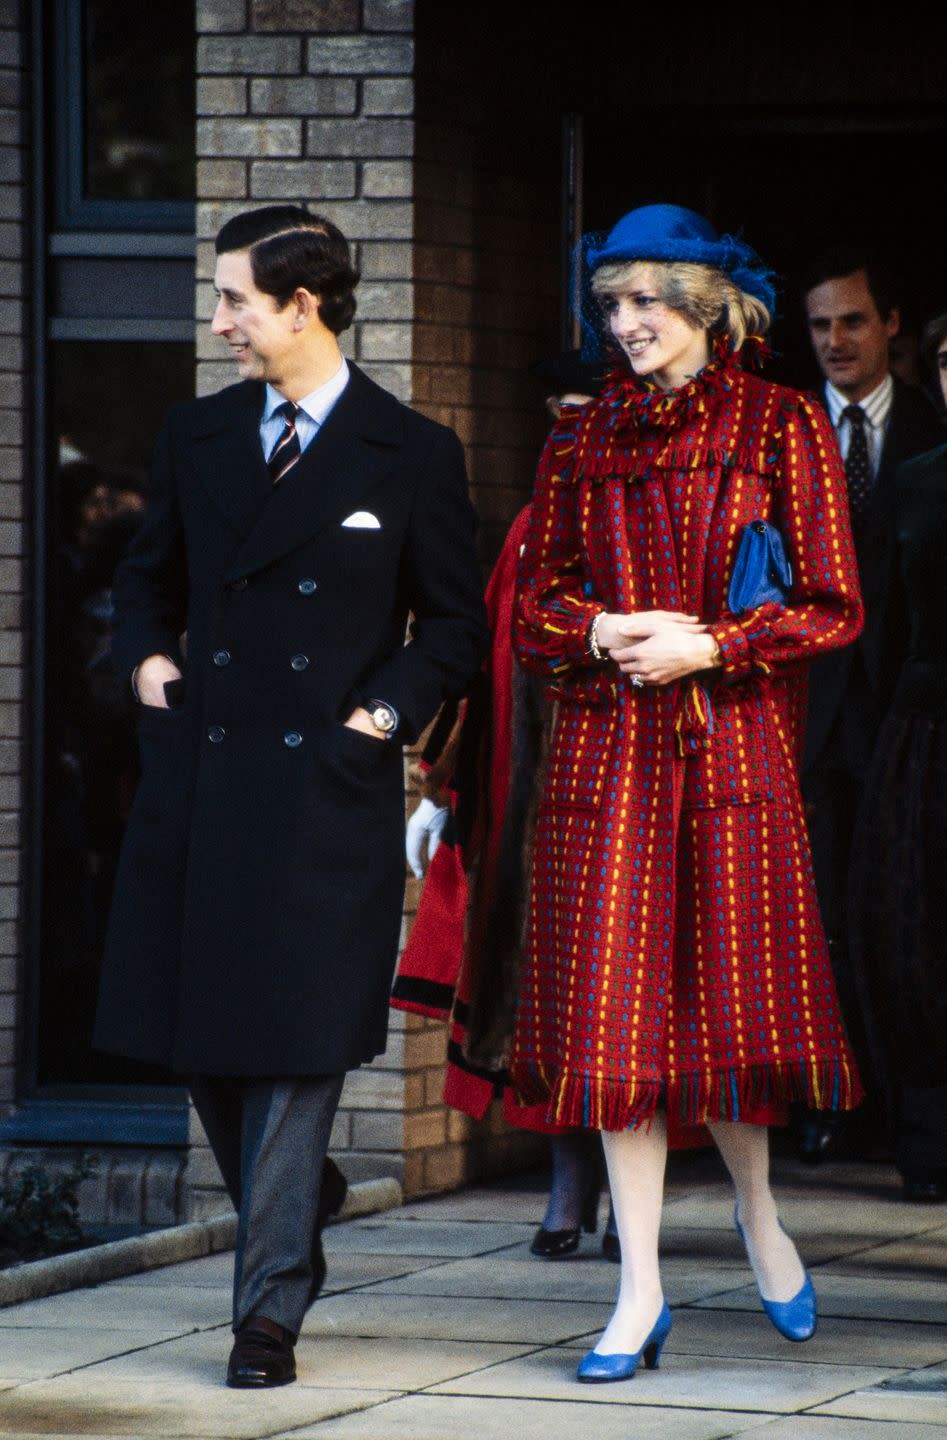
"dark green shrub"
0,1154,99,1266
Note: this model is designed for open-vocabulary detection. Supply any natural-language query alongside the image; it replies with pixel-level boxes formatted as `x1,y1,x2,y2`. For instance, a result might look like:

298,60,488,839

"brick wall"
412,4,561,564
0,0,25,1118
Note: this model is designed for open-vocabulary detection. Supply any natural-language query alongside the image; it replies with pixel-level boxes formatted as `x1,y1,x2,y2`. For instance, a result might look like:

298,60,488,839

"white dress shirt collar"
825,371,894,431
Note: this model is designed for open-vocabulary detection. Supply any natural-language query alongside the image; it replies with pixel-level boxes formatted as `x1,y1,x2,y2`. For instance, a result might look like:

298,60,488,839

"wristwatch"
365,699,399,737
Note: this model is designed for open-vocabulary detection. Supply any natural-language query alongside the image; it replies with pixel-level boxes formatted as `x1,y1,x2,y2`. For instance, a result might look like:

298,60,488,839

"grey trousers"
190,1073,345,1338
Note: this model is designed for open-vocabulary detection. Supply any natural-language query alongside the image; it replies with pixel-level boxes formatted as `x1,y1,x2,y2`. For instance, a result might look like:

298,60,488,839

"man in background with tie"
94,206,488,1385
798,246,942,1176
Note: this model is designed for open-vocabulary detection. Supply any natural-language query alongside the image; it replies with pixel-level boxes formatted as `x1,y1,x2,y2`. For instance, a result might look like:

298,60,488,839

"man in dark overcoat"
94,206,488,1384
799,246,943,1177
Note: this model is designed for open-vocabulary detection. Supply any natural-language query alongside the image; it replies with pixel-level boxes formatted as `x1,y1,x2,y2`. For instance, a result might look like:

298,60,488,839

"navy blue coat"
94,365,488,1076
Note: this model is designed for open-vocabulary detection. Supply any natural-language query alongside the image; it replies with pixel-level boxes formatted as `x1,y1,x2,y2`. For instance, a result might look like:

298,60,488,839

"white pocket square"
341,510,381,529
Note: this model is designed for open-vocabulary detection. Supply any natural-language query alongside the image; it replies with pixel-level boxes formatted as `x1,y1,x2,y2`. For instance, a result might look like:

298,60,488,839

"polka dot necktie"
267,400,301,485
841,404,872,519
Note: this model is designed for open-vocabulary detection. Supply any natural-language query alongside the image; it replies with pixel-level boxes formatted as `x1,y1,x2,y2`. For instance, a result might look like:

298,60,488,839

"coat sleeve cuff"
709,618,753,682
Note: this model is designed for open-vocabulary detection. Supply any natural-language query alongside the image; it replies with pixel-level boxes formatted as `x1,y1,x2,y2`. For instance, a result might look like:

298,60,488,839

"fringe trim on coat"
513,1057,863,1133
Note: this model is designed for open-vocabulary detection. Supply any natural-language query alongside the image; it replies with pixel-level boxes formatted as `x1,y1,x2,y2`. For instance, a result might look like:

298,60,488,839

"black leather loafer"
226,1320,296,1388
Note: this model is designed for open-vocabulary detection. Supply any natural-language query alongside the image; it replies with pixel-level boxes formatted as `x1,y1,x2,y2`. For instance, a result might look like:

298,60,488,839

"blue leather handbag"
727,520,792,615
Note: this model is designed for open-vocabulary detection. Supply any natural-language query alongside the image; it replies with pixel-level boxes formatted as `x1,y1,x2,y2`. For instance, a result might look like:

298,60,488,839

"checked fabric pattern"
509,346,865,1132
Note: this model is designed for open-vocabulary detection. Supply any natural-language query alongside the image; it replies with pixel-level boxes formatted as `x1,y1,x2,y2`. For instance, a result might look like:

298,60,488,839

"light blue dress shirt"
259,357,350,462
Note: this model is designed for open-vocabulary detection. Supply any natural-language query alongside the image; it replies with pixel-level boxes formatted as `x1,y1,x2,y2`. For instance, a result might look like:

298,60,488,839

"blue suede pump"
734,1206,817,1342
576,1301,672,1383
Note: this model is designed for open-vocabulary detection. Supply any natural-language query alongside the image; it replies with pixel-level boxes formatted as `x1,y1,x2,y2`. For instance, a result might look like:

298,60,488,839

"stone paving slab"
734,1419,947,1438
598,1308,947,1369
429,1347,904,1414
303,1291,612,1344
0,1282,229,1331
812,1390,947,1425
82,1329,534,1393
322,1218,535,1256
692,1274,947,1326
275,1392,767,1440
0,1327,194,1383
0,1378,394,1438
817,1230,947,1278
108,1250,438,1295
364,1254,750,1307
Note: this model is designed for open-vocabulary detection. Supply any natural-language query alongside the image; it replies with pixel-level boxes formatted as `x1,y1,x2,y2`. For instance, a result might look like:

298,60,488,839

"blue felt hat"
578,203,777,360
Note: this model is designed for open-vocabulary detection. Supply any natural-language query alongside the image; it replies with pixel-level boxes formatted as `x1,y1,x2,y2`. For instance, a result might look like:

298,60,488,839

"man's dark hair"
801,245,897,322
215,205,359,335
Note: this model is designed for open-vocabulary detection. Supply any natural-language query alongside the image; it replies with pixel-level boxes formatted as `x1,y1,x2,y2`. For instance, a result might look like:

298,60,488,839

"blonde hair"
591,259,771,350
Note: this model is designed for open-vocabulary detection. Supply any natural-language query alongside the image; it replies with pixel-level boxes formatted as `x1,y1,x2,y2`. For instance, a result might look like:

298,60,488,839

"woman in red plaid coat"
510,206,864,1382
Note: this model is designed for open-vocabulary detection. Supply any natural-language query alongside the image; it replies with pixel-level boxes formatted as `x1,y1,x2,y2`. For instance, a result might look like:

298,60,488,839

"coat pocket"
544,699,617,811
680,688,776,810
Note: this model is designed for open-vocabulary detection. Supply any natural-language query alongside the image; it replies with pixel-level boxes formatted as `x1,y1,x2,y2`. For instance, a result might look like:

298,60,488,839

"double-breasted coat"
94,364,488,1077
509,349,865,1132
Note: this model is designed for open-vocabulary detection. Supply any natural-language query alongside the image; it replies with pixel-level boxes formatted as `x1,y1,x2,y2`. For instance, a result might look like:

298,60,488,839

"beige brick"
0,449,22,482
356,279,412,320
404,1024,447,1069
362,76,413,114
0,916,16,950
307,36,413,75
196,0,247,31
250,76,356,115
197,77,249,115
253,0,359,30
197,159,247,198
0,410,21,445
401,1150,424,1196
0,31,21,67
358,321,411,361
306,117,413,158
403,1107,446,1150
0,299,23,332
0,148,20,186
0,556,20,589
339,1065,404,1110
0,223,20,260
0,993,15,1026
197,117,301,158
196,362,235,396
0,948,14,983
361,159,411,199
0,72,20,107
0,848,19,880
351,1109,403,1150
423,1142,467,1192
423,1067,445,1107
357,360,410,401
249,159,356,199
0,112,21,147
358,241,412,280
0,187,22,223
363,0,413,31
0,596,20,627
197,35,302,74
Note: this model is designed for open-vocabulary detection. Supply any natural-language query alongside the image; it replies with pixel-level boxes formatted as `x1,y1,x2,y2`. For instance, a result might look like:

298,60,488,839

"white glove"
406,797,450,878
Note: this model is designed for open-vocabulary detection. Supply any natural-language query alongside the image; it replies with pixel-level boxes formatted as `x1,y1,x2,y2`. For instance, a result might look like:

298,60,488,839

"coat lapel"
225,364,404,583
191,380,270,538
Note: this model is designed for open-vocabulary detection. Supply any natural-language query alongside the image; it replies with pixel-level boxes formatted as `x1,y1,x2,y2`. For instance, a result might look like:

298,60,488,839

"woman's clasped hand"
595,609,719,685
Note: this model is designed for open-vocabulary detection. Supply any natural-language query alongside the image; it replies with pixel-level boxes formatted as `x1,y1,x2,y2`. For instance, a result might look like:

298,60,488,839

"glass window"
39,341,194,1088
83,0,195,203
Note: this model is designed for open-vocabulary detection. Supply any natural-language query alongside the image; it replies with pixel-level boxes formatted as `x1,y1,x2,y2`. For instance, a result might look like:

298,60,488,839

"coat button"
230,577,248,591
213,649,231,667
290,654,309,671
207,725,226,743
284,730,303,748
297,578,317,595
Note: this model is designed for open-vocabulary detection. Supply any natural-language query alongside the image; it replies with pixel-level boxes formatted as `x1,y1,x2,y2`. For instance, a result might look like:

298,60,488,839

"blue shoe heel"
734,1206,817,1342
576,1301,672,1383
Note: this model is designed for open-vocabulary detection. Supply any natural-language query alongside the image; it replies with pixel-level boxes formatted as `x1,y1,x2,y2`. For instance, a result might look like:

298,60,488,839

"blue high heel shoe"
576,1301,672,1383
734,1206,817,1342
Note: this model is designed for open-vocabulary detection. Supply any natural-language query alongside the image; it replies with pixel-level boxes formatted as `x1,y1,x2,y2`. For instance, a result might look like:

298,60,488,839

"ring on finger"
630,673,645,689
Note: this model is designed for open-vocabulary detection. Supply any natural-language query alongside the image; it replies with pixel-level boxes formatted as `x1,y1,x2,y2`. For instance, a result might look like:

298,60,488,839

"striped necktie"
267,400,302,485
